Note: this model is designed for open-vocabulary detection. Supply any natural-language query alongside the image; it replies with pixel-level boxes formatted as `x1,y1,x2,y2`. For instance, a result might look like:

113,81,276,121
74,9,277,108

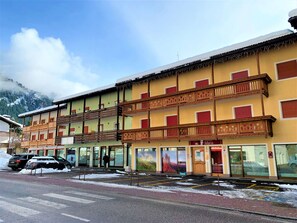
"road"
0,177,293,223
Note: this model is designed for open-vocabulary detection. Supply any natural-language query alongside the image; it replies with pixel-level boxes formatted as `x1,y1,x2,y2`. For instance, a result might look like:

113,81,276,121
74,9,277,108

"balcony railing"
56,106,121,124
20,138,56,148
121,116,276,142
55,130,119,145
120,74,272,114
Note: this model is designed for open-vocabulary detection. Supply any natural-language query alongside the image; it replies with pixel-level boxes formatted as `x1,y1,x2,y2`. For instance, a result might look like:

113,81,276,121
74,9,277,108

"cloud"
0,28,99,98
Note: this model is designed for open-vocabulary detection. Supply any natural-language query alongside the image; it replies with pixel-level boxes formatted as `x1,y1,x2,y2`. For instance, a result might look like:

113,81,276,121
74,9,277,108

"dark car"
8,153,37,170
25,156,65,170
51,156,72,169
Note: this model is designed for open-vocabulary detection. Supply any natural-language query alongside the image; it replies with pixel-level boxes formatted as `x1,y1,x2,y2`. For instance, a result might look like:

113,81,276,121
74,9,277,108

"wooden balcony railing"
20,138,56,148
22,122,57,133
56,106,121,124
55,130,119,145
120,74,272,114
121,116,276,142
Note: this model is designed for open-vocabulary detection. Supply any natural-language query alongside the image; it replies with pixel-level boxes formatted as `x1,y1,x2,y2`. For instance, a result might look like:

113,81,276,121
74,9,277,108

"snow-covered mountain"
0,75,53,122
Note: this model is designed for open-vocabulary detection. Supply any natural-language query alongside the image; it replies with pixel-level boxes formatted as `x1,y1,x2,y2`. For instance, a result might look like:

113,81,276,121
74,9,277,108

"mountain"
0,75,53,123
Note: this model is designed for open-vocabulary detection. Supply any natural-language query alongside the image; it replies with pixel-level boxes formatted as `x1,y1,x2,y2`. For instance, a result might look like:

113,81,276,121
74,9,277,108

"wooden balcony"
120,74,272,114
22,126,31,133
21,141,30,148
121,116,276,142
56,106,120,124
20,138,56,148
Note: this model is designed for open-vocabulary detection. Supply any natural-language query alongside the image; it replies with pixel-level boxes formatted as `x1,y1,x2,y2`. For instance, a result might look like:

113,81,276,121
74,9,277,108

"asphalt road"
0,176,293,223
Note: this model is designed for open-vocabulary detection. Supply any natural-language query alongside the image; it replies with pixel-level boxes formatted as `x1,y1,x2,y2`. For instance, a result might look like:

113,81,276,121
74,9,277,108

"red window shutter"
197,111,211,123
232,70,248,79
232,70,250,93
165,86,177,94
234,106,252,119
84,126,89,134
58,131,64,137
141,119,149,128
281,100,297,118
196,111,211,135
166,115,178,137
277,60,297,80
48,133,54,139
40,134,44,140
141,93,149,109
195,79,209,88
32,135,36,141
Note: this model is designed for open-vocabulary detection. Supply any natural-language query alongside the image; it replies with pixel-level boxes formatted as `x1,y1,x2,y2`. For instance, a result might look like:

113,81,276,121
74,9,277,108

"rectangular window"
166,115,178,137
281,99,297,118
274,144,297,178
234,105,252,119
165,86,177,94
39,134,44,140
195,79,209,88
196,111,211,135
277,59,297,80
141,92,149,109
58,131,64,137
232,70,250,93
141,119,149,128
32,135,36,141
84,126,89,134
48,132,54,139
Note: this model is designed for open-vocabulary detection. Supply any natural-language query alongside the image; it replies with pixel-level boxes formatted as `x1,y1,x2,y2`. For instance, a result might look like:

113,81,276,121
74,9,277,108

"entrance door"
192,147,206,174
229,148,243,176
100,146,107,167
210,147,223,174
79,147,90,166
109,147,124,167
93,147,99,167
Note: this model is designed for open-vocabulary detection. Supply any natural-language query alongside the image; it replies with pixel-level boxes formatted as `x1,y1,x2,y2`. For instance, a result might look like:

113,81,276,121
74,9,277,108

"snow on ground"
18,168,71,175
73,173,122,179
0,151,11,170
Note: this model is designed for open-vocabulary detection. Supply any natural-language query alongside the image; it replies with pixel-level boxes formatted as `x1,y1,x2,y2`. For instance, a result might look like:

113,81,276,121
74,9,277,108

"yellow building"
19,105,66,156
117,26,297,179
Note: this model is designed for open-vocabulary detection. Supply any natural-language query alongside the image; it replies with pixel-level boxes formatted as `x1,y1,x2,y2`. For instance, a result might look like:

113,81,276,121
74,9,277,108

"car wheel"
66,164,71,169
11,167,17,171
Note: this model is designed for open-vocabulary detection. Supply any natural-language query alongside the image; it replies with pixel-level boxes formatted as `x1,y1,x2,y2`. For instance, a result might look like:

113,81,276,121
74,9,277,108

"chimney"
288,8,297,30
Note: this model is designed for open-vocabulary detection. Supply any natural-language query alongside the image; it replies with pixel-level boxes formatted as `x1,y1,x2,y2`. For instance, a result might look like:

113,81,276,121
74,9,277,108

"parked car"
8,153,38,170
25,156,66,170
51,156,72,169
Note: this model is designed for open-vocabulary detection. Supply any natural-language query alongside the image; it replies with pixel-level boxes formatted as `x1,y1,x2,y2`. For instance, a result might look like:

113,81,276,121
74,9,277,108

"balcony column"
212,61,218,138
68,102,72,136
82,97,86,136
122,87,126,132
98,94,102,141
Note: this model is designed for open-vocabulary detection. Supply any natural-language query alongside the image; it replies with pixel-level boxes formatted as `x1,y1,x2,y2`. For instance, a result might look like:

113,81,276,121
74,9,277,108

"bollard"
40,167,42,177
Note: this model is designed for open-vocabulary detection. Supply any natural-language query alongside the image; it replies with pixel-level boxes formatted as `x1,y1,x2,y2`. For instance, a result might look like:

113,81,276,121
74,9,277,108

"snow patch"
0,151,11,170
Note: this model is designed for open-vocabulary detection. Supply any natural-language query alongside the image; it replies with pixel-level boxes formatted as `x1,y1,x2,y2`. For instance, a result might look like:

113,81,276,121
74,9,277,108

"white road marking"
43,193,95,204
19,196,68,209
0,200,40,217
65,191,114,200
61,213,90,222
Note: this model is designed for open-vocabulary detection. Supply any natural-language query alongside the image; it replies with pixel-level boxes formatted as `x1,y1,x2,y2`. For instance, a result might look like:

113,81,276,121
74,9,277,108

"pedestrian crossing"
0,191,114,222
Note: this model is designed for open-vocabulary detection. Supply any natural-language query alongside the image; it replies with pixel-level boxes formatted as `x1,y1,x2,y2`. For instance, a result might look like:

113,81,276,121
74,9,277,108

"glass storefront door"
275,144,297,178
229,148,243,176
79,147,90,166
100,146,107,167
109,146,124,167
66,148,76,166
93,147,99,167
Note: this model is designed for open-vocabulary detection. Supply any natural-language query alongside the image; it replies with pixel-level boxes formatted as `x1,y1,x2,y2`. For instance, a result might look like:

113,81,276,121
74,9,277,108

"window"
277,59,297,80
84,126,89,134
196,111,211,135
32,135,36,141
166,115,178,137
141,119,149,128
281,99,297,118
234,105,252,119
232,70,250,93
141,92,149,109
195,79,209,88
48,132,54,139
165,86,177,94
39,134,44,140
71,109,76,115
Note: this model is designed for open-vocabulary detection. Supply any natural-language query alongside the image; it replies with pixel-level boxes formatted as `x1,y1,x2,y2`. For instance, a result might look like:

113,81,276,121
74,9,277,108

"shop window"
281,99,297,118
195,79,209,88
136,148,156,171
232,70,250,93
234,105,252,119
165,86,177,94
276,59,297,80
274,144,297,178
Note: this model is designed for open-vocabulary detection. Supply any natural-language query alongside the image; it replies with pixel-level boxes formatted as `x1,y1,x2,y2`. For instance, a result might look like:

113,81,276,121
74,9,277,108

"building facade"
53,85,132,168
19,105,66,156
117,29,297,179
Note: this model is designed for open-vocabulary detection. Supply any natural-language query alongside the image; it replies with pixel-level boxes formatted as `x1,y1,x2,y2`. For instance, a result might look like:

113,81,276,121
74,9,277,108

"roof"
116,29,295,85
0,115,22,128
53,84,116,104
18,104,66,118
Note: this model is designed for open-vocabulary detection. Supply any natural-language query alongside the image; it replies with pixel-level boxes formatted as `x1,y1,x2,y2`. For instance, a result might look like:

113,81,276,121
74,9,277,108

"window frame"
275,58,297,81
233,105,253,119
279,98,297,120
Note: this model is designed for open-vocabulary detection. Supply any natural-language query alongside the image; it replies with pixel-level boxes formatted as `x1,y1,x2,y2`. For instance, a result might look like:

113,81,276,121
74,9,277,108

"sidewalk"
31,170,297,220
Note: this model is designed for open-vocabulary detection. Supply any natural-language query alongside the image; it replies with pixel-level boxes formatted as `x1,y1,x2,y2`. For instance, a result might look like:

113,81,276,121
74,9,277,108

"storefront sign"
190,140,223,145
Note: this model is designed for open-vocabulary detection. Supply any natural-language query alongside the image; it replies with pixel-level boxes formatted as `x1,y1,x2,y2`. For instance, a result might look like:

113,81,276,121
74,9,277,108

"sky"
0,0,296,99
